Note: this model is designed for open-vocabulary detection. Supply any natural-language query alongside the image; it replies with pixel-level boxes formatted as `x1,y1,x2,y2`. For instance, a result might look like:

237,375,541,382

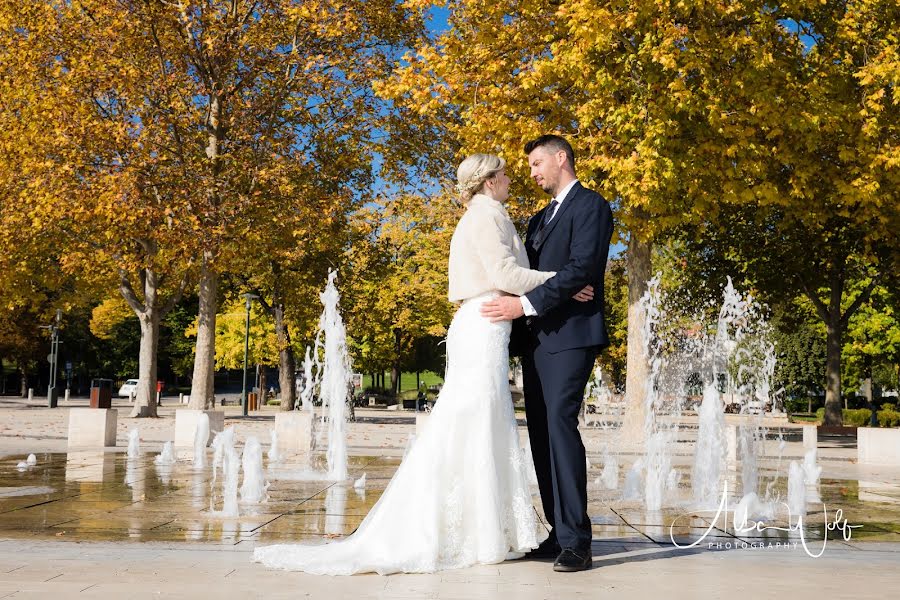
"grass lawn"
365,371,444,393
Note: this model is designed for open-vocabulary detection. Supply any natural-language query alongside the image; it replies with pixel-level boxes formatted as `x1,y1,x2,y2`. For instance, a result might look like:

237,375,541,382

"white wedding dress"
252,292,539,575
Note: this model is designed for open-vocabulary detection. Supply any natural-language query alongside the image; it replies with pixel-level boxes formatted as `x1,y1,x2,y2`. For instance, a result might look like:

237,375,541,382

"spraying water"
634,275,680,510
693,382,726,507
240,436,268,504
155,441,176,466
193,413,210,470
318,270,352,481
211,427,235,483
802,449,822,504
127,428,140,459
787,460,806,519
600,453,619,490
324,484,348,536
210,427,240,517
299,345,320,413
267,428,281,464
623,460,643,501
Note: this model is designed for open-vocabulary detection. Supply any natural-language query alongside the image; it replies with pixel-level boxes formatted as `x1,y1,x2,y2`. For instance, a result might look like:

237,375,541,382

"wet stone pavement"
2,451,900,547
0,401,899,598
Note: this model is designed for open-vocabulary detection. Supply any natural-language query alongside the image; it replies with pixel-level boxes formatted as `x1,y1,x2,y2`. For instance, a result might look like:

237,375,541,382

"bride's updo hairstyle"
455,153,506,204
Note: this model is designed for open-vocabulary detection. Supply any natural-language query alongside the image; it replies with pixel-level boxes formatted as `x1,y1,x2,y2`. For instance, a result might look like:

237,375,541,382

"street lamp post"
40,309,62,408
241,293,259,417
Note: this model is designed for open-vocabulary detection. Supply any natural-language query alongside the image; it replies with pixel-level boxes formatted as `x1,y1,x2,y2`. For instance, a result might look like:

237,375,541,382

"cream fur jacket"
448,194,554,303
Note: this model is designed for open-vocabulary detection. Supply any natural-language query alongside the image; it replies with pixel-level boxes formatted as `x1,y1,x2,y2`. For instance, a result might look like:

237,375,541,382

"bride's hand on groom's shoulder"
573,285,594,302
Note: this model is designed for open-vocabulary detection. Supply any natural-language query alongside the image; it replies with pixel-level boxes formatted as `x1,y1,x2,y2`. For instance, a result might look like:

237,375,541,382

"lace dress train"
252,293,538,575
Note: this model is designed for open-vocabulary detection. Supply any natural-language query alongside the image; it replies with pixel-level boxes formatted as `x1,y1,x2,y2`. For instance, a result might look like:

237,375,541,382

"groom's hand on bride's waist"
482,285,594,322
480,296,524,322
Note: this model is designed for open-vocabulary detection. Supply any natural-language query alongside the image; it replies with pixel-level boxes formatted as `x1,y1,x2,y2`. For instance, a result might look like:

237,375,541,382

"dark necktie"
533,200,558,247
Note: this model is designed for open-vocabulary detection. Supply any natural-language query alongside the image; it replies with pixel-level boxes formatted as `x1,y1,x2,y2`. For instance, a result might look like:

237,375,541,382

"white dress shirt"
520,179,579,316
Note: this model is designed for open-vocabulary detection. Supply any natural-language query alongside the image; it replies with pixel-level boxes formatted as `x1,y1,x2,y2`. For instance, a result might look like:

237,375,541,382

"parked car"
118,379,139,398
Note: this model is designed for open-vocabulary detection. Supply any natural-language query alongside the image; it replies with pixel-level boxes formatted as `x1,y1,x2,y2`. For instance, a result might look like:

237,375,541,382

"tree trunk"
621,234,652,443
131,312,160,418
189,257,217,409
274,303,296,411
119,261,185,418
392,328,402,395
863,358,877,427
823,317,843,426
18,365,28,398
258,364,267,406
799,254,879,429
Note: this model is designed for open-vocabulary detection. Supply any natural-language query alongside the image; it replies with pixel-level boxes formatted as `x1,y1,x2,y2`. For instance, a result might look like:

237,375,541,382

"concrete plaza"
0,395,898,599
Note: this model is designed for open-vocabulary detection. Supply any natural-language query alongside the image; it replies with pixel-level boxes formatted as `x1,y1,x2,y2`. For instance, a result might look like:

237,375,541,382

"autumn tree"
2,1,423,413
381,1,808,435
382,0,899,428
1,2,198,416
344,193,456,394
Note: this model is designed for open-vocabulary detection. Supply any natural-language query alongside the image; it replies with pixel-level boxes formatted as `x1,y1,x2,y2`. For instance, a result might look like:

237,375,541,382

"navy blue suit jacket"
511,181,614,355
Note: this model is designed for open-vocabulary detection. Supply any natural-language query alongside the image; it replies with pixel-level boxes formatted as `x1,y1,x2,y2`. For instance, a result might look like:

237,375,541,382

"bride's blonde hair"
455,153,505,204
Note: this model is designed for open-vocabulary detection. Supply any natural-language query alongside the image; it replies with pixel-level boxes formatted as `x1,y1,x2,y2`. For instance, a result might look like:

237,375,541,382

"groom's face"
527,146,563,196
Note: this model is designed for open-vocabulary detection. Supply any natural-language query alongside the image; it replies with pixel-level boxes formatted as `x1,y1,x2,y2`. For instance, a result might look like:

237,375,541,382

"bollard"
64,389,70,402
129,391,135,404
27,388,33,401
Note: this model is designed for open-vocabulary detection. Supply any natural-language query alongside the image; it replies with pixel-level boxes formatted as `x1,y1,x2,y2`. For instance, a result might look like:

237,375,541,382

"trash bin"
90,379,113,409
248,391,258,411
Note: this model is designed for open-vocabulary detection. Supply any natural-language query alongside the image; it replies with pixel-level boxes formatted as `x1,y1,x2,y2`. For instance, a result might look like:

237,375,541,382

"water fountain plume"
693,382,726,507
193,414,210,470
209,427,240,517
600,452,618,490
127,428,140,458
318,270,351,481
240,436,268,504
788,460,806,518
267,428,281,464
802,449,822,504
155,442,176,466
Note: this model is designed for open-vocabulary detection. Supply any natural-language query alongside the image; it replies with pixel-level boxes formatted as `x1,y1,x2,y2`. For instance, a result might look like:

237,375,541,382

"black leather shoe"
524,535,561,559
553,547,592,572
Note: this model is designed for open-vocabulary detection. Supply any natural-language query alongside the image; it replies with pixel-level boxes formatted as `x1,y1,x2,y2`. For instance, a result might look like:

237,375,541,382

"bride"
253,153,589,575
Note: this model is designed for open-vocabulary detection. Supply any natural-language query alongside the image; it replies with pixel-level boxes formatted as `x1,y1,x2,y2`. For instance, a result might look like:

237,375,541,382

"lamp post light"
39,309,62,408
241,293,259,417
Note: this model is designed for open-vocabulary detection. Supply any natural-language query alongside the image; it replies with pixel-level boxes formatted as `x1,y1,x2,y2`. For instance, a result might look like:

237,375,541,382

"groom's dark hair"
524,134,575,171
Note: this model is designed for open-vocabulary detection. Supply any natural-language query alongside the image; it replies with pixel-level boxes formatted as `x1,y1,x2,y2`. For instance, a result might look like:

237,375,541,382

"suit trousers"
522,341,596,551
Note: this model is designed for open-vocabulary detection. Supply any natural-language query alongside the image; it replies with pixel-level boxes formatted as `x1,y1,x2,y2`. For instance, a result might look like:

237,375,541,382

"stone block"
174,409,224,448
275,411,314,457
416,412,430,436
802,425,817,450
67,408,117,447
858,427,900,466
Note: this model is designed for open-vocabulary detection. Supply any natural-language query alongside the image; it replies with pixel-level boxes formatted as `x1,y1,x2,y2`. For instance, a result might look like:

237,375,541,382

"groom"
481,135,613,572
